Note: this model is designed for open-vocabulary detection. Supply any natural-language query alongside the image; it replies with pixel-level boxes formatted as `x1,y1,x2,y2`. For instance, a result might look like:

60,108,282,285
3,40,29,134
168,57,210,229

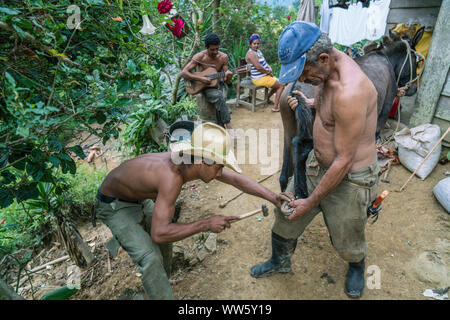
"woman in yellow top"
245,33,285,112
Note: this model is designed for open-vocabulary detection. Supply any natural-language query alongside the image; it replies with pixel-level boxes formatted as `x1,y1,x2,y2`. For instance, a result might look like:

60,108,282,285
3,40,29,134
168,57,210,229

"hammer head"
262,204,269,217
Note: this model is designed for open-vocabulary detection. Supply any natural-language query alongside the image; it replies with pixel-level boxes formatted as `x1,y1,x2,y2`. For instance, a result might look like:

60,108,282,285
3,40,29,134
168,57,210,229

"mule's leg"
297,140,313,199
376,100,393,138
292,135,303,199
280,137,293,192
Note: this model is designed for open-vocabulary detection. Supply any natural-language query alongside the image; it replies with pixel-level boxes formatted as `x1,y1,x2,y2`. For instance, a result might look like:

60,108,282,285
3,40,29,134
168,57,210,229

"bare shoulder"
246,49,256,58
219,51,229,62
333,79,369,117
193,51,206,61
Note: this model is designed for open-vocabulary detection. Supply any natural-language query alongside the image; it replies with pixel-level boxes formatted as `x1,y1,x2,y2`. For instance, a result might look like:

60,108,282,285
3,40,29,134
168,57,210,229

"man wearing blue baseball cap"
250,21,380,299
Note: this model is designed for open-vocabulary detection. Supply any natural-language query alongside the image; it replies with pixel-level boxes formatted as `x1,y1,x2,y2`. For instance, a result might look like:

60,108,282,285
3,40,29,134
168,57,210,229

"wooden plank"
431,117,450,145
387,8,440,24
410,0,450,126
441,71,450,97
435,95,450,121
390,0,442,9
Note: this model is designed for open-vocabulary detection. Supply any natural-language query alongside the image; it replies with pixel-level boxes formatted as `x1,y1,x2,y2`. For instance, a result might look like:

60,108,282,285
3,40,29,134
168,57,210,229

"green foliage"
62,163,107,216
0,197,55,256
0,0,145,209
227,39,249,71
122,92,198,156
168,97,198,123
218,2,296,74
0,162,107,257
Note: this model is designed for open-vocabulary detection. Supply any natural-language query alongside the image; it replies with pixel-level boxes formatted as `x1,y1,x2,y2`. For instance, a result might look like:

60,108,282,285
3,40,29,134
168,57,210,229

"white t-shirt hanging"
329,0,391,46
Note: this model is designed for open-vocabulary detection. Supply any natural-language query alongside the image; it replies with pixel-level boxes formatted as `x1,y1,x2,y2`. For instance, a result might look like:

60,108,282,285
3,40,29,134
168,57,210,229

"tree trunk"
0,280,24,300
55,216,95,268
171,7,203,105
212,0,221,33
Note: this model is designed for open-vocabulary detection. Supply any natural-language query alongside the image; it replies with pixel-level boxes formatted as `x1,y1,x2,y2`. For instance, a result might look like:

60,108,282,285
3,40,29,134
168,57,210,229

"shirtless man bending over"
95,122,289,299
250,22,380,299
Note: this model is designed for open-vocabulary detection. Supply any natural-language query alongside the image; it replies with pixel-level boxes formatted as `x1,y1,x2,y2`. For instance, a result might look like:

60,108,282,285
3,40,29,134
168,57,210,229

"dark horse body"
280,30,424,198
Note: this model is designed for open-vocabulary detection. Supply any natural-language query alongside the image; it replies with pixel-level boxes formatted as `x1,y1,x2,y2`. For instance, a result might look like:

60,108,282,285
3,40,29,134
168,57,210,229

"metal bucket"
168,120,195,145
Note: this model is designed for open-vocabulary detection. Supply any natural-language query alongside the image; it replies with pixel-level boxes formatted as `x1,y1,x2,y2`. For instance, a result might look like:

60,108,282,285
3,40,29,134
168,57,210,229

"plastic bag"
394,124,441,180
433,177,450,213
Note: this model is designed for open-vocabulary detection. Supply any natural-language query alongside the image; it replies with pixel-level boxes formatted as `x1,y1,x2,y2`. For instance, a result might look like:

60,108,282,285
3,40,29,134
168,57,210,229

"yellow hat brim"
170,141,242,173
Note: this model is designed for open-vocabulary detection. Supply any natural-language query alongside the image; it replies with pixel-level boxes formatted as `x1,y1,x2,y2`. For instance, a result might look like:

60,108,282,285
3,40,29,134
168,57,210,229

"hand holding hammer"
232,204,269,223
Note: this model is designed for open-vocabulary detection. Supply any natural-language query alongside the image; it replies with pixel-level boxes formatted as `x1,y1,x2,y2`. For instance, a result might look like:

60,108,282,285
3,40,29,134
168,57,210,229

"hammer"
232,204,269,223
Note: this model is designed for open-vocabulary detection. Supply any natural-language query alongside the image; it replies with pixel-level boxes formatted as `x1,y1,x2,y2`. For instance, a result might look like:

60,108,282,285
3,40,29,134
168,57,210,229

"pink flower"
0,218,5,227
167,18,184,37
287,15,291,20
157,0,173,14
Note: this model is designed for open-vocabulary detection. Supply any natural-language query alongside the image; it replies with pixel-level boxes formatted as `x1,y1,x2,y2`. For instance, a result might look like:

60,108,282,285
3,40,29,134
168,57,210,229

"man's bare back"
312,49,378,172
99,153,181,202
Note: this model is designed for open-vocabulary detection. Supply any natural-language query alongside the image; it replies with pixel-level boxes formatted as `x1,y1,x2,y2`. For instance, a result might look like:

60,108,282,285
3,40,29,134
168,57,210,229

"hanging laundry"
366,0,391,40
329,0,349,9
329,1,367,45
297,0,316,24
359,0,370,8
320,0,332,33
329,0,391,46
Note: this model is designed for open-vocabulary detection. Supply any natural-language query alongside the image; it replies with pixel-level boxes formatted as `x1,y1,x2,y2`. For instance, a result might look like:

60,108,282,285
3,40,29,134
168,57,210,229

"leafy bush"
0,187,56,257
62,163,107,219
0,163,107,257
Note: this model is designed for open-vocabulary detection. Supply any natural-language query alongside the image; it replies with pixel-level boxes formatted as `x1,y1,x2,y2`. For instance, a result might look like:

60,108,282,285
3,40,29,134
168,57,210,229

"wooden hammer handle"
237,208,262,220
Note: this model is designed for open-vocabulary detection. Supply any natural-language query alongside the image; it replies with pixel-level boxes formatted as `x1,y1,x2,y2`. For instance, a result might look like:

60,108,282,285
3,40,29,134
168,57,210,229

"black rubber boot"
250,232,297,278
345,259,365,298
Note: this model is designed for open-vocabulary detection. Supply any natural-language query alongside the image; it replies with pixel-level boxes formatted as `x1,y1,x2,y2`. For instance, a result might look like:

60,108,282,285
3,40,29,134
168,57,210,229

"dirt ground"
20,103,449,300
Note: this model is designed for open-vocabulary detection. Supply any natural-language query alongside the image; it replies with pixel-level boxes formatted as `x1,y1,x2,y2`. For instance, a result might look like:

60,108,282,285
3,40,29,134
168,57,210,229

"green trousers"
272,150,380,263
95,198,174,300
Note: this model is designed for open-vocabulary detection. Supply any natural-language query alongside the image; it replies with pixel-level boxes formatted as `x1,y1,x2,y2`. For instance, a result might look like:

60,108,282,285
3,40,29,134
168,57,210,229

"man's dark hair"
204,33,221,48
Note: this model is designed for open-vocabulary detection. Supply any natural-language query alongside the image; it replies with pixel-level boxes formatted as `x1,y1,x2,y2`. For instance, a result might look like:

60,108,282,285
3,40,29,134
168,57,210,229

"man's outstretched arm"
217,170,290,208
150,176,239,244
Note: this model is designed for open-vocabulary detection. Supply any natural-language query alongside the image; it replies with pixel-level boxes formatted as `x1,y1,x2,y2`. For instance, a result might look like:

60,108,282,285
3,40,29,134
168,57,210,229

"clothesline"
320,0,391,46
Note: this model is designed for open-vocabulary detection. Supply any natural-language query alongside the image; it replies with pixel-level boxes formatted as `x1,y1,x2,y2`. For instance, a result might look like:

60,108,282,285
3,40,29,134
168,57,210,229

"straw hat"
169,122,242,173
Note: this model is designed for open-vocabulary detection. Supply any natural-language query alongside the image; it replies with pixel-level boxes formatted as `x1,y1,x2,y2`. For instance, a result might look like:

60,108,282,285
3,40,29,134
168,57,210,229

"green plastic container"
40,286,78,300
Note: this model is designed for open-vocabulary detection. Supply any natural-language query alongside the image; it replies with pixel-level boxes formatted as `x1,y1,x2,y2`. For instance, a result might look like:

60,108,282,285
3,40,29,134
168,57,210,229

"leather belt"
96,190,141,204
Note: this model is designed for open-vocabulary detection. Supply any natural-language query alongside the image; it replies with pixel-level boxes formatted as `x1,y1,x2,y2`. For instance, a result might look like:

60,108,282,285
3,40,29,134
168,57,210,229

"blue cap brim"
278,54,306,84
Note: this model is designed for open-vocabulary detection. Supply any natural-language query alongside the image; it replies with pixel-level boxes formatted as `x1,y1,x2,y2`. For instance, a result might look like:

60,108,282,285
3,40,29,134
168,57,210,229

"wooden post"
410,0,450,126
212,0,221,33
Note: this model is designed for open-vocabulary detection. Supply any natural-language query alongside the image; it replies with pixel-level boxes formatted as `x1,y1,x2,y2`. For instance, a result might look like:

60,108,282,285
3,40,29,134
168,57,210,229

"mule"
279,29,424,197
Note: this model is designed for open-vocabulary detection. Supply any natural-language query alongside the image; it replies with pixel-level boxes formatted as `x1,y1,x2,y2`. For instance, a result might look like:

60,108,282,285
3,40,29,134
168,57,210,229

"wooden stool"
235,59,268,112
